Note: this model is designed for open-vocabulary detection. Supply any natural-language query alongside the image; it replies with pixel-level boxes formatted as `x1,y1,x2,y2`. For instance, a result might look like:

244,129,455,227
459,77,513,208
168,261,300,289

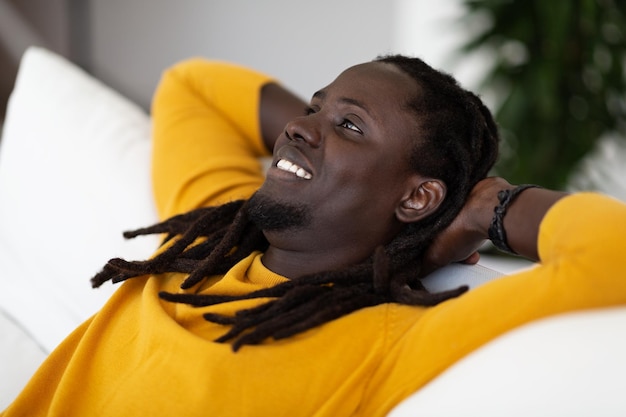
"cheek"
356,154,409,189
325,160,407,212
318,139,412,204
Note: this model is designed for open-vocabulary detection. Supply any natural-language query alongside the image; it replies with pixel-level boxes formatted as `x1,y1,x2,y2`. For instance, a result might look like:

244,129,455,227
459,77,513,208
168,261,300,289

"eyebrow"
312,90,374,119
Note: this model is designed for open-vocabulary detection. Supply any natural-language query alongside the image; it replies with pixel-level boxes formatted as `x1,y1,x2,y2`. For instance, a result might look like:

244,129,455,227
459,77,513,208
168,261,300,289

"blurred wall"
0,0,68,123
0,0,470,114
88,0,395,109
394,0,488,94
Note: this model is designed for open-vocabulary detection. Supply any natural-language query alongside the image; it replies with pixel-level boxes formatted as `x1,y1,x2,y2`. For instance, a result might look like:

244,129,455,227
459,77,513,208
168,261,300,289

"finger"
460,251,480,265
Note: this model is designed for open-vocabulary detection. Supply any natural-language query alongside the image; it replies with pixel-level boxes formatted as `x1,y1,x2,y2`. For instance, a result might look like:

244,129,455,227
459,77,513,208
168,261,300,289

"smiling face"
254,61,442,267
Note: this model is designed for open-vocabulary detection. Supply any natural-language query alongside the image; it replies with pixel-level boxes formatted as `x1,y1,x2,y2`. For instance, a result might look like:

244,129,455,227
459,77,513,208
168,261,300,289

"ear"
395,176,446,223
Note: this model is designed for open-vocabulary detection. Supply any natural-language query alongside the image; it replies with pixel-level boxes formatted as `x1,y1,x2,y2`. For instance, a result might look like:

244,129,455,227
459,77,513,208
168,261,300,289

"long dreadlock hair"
92,55,499,351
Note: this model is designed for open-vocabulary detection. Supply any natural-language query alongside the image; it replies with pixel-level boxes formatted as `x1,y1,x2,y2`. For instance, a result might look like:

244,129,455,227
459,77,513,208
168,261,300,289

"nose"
284,116,321,148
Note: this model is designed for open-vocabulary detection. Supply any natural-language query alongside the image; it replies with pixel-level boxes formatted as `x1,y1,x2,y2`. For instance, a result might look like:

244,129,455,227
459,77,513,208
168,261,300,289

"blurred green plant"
461,0,626,189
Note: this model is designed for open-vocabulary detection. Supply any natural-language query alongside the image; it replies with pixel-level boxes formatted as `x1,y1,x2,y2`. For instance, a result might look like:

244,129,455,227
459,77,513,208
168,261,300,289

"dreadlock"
91,55,499,351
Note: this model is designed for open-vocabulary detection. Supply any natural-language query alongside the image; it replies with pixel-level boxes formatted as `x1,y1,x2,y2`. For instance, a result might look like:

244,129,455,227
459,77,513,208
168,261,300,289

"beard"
247,191,312,232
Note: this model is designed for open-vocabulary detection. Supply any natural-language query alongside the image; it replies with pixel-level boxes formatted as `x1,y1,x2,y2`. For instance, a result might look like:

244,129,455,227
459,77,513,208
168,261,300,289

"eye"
340,119,363,134
304,106,317,116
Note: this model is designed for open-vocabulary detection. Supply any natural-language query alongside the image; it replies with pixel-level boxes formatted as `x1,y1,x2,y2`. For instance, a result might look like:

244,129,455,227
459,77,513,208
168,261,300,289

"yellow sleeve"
151,59,275,220
361,192,626,415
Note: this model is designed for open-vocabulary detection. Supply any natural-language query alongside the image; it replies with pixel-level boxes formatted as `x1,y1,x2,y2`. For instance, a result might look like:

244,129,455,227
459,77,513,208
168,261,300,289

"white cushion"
0,307,48,409
389,306,626,417
0,47,158,355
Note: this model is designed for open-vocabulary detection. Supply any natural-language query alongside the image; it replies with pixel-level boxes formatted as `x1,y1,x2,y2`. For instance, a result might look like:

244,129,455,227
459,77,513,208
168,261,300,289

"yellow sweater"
3,59,626,417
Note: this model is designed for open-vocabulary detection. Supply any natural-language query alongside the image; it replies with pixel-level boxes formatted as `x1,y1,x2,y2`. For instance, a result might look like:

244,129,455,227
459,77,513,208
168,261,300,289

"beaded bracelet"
488,184,541,254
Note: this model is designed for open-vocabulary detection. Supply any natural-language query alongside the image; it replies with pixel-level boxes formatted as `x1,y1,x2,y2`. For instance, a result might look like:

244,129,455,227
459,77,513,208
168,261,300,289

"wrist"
488,184,542,254
465,177,514,239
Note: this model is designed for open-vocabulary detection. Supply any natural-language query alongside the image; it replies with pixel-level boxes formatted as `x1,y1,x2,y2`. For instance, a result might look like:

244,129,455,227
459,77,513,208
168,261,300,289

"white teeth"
276,159,312,179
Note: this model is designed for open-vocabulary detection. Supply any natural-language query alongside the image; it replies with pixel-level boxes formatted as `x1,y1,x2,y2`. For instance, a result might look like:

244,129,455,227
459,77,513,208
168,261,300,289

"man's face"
255,62,423,251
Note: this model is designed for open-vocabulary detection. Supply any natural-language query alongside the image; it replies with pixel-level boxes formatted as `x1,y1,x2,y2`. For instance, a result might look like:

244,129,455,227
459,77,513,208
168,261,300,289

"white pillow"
389,306,626,417
0,47,158,354
0,307,48,409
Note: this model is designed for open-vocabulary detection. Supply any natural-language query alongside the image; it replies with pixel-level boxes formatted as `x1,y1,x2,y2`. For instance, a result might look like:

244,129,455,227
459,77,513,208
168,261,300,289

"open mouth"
276,159,312,180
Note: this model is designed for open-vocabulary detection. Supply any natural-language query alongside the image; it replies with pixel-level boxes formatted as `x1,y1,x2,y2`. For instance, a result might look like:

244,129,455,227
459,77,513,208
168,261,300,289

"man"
3,56,625,417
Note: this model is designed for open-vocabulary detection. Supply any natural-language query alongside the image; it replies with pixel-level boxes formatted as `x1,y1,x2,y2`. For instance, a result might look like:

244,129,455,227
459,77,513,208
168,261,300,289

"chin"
247,191,312,232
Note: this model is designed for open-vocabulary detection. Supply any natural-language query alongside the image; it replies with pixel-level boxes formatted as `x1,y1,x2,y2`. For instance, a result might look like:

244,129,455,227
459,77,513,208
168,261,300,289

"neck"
259,224,402,279
260,244,368,279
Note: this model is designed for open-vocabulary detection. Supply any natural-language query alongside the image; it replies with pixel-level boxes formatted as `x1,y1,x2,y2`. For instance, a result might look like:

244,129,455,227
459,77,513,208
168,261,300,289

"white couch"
1,47,625,415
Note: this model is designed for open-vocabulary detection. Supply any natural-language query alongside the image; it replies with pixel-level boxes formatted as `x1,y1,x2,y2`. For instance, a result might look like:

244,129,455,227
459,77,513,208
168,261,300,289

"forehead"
316,62,420,120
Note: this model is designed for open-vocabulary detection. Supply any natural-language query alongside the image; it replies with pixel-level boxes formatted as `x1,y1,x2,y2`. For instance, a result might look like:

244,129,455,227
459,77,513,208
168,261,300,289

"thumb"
460,251,480,265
